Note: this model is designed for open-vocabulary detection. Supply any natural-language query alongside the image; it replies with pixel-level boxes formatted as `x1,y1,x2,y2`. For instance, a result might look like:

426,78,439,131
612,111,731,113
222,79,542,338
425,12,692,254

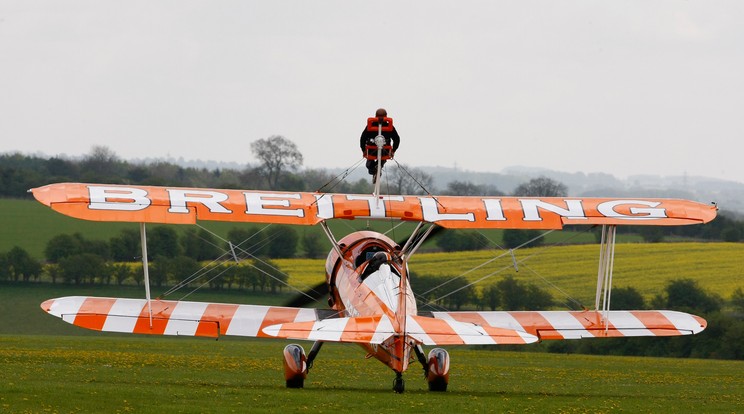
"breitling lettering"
88,186,151,211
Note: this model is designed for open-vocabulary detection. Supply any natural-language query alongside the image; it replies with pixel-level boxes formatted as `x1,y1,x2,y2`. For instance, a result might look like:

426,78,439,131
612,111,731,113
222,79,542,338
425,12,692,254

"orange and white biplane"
31,180,716,393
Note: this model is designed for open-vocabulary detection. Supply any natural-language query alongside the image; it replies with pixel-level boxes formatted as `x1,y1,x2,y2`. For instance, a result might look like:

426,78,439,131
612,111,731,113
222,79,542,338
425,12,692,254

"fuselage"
324,230,417,373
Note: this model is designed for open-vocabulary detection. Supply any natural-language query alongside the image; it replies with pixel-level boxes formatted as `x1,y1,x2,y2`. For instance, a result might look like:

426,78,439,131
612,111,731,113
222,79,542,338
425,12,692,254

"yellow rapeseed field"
277,242,744,305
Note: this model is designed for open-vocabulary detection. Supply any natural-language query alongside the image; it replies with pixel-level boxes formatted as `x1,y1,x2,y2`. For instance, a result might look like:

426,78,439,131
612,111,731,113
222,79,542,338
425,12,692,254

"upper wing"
41,296,331,338
428,310,707,340
31,182,716,229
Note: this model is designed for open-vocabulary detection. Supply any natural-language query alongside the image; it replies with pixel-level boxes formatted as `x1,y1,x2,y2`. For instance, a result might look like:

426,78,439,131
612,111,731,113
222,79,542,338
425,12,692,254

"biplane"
31,180,715,393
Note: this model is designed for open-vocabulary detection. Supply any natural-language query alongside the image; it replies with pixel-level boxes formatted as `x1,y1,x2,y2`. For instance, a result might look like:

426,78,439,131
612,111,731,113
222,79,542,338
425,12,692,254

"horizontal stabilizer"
41,296,328,338
429,310,707,340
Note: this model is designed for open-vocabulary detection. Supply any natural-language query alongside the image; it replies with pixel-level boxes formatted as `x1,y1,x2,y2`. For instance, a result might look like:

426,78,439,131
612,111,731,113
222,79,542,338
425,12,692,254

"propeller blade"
285,281,329,308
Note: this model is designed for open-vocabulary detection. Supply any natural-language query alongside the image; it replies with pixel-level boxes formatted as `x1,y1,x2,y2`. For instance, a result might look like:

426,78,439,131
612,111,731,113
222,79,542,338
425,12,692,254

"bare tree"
445,180,503,196
250,135,303,189
385,164,434,195
513,176,567,197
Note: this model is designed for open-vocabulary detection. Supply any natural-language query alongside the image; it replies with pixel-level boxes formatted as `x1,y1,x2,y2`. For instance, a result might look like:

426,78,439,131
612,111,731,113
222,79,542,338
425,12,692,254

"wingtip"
40,299,54,313
692,315,707,334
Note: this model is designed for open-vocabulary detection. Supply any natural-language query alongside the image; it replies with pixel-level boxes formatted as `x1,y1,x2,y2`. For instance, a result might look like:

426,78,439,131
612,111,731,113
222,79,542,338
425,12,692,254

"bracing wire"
421,226,595,310
313,158,365,196
159,223,320,304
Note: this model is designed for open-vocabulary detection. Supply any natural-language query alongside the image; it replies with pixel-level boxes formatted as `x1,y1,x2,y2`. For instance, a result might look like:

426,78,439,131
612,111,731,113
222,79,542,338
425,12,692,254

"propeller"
284,280,330,308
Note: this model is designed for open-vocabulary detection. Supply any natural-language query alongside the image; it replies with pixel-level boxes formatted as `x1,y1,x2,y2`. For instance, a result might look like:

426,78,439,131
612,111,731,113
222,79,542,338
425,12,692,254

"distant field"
277,242,744,305
1,335,741,413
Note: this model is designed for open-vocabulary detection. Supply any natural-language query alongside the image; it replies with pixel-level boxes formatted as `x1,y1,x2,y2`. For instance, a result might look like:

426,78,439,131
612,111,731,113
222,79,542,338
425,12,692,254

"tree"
445,180,503,196
482,284,501,311
5,246,42,282
385,164,434,195
59,253,106,285
250,135,303,189
731,287,744,314
513,176,568,197
182,228,221,261
169,256,201,287
610,286,646,310
147,226,181,258
496,275,553,311
149,256,173,287
110,229,141,262
251,258,287,293
436,230,488,252
441,277,474,310
45,233,84,262
502,229,544,249
301,232,326,259
81,146,124,182
638,226,665,243
226,227,269,258
652,279,721,314
111,263,133,285
268,226,298,258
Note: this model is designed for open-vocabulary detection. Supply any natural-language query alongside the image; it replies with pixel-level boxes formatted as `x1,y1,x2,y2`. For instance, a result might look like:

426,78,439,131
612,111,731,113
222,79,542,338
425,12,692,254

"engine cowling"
283,344,307,388
426,347,450,392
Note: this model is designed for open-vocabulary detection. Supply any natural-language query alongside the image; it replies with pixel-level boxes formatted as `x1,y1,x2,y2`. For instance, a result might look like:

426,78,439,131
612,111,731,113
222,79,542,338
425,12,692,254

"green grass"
1,335,742,413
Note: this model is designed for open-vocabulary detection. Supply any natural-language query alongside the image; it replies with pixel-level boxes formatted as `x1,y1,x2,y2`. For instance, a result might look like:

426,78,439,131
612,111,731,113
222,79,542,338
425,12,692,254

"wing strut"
595,224,617,331
320,221,346,262
139,223,153,328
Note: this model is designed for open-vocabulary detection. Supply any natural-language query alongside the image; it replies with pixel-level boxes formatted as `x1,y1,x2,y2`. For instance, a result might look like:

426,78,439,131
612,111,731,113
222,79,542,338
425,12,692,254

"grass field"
1,335,742,413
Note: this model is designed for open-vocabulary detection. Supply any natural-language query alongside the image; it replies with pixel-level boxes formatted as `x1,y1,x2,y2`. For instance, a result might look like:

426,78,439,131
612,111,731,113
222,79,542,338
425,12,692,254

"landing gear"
282,344,307,388
283,342,323,389
392,372,405,394
413,345,449,392
426,348,450,392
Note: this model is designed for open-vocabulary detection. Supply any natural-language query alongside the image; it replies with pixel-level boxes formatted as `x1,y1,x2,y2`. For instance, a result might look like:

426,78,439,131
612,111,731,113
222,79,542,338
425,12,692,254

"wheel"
428,377,448,392
286,378,304,389
393,376,405,393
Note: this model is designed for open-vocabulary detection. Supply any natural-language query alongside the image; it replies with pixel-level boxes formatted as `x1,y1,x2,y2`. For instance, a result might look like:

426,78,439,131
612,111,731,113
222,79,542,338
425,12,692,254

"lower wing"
41,296,332,338
427,310,707,340
262,315,538,345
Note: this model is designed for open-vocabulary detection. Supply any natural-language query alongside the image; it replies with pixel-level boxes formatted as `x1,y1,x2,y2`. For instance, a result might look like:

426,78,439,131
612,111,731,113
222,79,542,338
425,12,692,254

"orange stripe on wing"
631,311,680,336
415,317,463,345
257,307,301,338
508,312,562,339
73,297,117,331
196,303,240,336
133,300,177,335
340,316,380,343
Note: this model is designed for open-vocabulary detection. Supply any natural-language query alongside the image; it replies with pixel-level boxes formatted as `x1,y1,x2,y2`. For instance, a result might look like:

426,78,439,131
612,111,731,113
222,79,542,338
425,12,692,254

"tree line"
0,225,299,294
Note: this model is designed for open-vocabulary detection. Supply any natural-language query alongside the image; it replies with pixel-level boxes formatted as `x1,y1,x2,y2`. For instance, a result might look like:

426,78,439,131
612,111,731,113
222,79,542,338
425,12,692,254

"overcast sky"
2,1,743,182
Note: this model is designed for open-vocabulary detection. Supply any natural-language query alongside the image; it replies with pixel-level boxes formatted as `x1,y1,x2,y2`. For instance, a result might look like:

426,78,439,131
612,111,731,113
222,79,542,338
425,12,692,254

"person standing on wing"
359,108,400,183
